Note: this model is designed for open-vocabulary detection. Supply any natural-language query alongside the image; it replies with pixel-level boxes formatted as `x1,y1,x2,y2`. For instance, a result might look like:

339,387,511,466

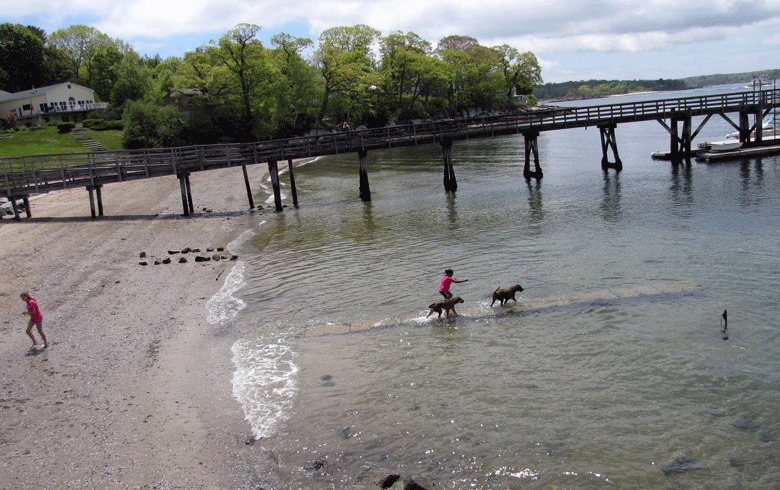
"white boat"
746,75,769,88
727,113,779,139
698,141,743,153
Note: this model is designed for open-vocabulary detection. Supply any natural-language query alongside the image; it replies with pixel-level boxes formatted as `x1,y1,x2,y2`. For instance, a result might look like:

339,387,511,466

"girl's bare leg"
36,321,48,348
26,320,38,348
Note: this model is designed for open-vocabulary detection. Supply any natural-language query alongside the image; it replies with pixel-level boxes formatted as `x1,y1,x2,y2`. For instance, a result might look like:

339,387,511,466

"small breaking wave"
231,336,299,439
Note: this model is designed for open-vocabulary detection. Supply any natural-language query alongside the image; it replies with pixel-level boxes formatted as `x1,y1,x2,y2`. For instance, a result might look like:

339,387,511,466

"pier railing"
3,88,780,199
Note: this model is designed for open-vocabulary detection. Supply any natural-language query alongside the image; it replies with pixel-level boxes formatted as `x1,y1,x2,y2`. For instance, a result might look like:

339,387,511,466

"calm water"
210,84,780,489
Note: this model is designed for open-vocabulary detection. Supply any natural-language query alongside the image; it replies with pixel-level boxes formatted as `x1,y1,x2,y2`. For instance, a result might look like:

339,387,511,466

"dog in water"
426,296,464,318
491,284,524,306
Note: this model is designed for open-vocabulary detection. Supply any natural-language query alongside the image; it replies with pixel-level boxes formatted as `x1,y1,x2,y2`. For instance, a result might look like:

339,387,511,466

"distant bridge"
2,88,779,220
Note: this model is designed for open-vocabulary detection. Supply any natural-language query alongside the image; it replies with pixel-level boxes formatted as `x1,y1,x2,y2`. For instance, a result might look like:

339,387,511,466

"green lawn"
0,126,125,157
87,128,124,151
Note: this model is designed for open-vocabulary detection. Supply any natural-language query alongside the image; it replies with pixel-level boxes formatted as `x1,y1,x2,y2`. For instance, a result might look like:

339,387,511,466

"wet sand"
0,165,271,489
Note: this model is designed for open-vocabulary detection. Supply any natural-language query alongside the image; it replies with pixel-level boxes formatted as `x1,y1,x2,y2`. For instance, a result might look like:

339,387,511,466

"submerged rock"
378,474,401,488
661,456,701,475
733,413,761,433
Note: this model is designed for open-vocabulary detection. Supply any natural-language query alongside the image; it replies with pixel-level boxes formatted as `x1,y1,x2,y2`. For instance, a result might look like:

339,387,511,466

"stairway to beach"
71,127,107,152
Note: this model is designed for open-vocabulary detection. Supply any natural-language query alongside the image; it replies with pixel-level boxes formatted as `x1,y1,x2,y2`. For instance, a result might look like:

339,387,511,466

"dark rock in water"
378,474,401,488
162,257,171,264
733,413,761,433
206,247,214,252
167,250,179,255
311,459,326,470
217,246,224,252
212,254,221,261
178,257,187,263
153,259,161,265
181,247,191,254
194,256,210,262
230,255,239,261
661,456,700,475
405,475,434,490
191,248,200,253
139,251,146,258
139,261,148,266
729,458,746,468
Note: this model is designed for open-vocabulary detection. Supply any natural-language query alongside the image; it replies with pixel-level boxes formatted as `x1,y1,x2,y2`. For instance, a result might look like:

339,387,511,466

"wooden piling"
86,185,104,218
268,159,283,212
598,124,623,171
358,149,371,201
241,163,255,209
288,158,299,208
522,129,543,179
178,173,193,216
11,198,20,221
441,139,458,192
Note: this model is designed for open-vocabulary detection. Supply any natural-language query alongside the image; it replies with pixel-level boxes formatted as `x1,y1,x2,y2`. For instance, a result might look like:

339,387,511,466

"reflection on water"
228,85,780,489
601,171,621,221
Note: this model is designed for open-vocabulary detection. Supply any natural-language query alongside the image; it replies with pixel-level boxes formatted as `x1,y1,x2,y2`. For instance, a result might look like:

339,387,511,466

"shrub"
57,122,76,133
82,118,124,131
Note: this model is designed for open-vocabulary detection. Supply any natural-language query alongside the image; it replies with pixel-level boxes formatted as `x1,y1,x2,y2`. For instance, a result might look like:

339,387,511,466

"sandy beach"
1,165,272,489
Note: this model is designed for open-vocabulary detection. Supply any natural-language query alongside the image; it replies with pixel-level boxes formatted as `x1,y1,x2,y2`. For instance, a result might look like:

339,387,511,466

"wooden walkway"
2,88,779,219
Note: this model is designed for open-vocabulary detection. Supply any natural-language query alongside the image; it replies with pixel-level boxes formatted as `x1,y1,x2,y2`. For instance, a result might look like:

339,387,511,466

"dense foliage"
1,22,545,147
3,21,776,149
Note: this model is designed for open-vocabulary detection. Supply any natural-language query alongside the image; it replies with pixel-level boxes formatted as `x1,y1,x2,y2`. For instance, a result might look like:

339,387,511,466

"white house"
0,82,108,125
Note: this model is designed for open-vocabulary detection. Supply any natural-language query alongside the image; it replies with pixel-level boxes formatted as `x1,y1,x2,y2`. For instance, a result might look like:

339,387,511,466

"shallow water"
213,83,780,489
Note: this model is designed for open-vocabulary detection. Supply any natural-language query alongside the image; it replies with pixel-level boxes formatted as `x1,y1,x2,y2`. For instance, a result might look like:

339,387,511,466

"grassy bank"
0,126,124,158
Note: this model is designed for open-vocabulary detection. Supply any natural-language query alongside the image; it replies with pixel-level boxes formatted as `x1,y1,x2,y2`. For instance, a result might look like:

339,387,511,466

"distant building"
0,82,109,126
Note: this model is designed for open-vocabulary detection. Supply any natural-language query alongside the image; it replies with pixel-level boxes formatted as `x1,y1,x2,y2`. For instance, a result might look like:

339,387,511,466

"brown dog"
426,296,464,318
491,284,524,306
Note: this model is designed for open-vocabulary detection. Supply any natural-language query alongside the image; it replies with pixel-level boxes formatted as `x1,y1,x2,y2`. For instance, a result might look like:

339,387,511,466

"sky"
3,0,780,83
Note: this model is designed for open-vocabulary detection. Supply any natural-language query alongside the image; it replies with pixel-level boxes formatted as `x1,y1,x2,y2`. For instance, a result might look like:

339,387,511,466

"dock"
652,135,780,162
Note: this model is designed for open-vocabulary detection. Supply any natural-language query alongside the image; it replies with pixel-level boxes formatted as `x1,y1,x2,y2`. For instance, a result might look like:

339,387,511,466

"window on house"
40,104,47,112
22,104,32,113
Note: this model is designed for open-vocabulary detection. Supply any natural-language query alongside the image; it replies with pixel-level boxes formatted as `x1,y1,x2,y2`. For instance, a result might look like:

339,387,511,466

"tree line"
1,23,543,148
533,78,688,100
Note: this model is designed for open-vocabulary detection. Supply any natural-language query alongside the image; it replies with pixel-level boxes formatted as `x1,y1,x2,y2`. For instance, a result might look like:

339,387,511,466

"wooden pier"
2,88,779,219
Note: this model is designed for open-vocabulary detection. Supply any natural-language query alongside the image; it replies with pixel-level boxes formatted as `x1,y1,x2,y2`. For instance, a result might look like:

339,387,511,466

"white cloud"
3,0,779,80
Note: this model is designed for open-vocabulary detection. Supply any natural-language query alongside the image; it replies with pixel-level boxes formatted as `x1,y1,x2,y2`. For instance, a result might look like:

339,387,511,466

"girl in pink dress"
21,292,48,349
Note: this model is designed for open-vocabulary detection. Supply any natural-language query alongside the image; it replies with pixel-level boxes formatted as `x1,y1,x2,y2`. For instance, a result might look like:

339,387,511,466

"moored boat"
697,140,743,153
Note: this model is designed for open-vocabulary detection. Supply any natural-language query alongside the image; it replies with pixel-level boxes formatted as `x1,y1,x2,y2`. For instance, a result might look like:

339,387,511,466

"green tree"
122,100,185,148
109,52,153,111
49,25,112,84
0,23,47,92
312,24,381,127
494,45,542,105
89,44,124,101
437,36,503,109
270,33,319,135
378,31,451,118
207,23,266,131
122,100,160,148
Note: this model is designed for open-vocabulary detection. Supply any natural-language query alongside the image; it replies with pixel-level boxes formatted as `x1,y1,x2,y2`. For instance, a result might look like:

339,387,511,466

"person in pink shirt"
439,269,468,299
21,292,48,350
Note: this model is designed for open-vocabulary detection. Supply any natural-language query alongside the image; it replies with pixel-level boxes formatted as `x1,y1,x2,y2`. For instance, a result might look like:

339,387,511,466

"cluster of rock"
138,247,238,266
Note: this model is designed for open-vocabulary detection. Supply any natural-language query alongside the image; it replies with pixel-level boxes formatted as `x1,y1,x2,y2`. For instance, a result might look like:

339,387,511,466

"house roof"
0,82,93,104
